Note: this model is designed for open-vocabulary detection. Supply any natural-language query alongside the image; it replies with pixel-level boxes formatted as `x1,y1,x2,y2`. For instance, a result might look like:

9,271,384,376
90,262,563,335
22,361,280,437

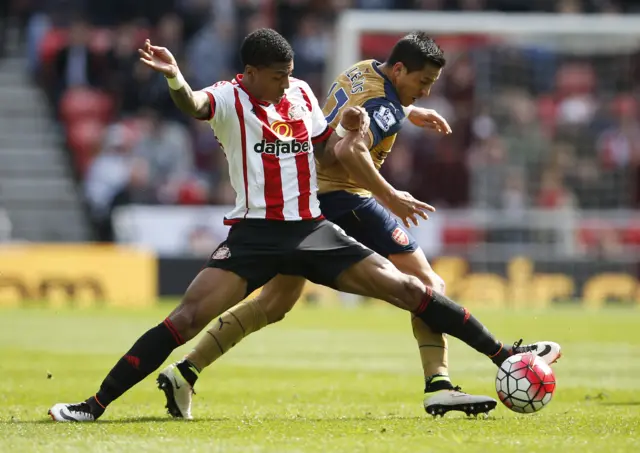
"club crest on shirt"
211,245,231,260
288,103,309,120
391,227,409,246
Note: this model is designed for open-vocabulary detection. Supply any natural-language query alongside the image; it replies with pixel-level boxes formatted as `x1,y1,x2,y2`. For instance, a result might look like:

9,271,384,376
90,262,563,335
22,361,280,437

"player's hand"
407,107,452,135
384,190,436,228
138,39,179,78
340,106,370,138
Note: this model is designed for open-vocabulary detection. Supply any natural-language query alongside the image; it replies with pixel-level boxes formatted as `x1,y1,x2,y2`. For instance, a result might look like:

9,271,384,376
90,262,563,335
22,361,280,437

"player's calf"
336,254,560,368
414,293,562,367
341,259,507,363
49,267,249,421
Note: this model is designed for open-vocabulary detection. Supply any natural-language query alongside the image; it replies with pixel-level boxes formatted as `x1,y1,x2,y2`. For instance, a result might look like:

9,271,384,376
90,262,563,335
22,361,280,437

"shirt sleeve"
200,81,233,124
361,97,404,148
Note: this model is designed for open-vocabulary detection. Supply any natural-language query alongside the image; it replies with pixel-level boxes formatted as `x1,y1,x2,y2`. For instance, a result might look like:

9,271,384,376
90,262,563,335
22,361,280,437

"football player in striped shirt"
49,29,560,422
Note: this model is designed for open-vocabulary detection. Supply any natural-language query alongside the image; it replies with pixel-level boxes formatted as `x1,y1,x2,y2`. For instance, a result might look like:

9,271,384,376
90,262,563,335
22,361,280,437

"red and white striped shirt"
202,75,332,225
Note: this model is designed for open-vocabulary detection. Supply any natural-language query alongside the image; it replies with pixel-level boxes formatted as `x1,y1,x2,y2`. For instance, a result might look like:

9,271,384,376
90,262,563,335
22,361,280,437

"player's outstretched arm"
405,106,452,134
138,39,211,120
333,108,435,228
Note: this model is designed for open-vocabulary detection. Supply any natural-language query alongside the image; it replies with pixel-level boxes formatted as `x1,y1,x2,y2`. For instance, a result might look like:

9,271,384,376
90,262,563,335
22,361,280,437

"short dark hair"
240,28,294,68
386,32,445,72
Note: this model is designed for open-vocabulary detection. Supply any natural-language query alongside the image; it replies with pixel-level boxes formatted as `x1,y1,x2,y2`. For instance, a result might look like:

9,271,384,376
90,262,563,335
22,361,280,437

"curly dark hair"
240,28,294,68
386,32,446,72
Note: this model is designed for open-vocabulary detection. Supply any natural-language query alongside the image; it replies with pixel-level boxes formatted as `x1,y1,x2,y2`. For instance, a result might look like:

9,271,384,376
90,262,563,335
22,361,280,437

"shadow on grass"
4,416,228,425
5,414,438,425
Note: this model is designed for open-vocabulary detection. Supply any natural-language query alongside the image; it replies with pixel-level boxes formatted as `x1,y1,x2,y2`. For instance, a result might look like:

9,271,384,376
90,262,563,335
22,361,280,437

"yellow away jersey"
318,59,406,196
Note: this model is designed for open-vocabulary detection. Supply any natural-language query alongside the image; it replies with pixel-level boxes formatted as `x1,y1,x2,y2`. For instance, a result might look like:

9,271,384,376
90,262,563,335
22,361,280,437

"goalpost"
331,12,640,305
332,12,640,80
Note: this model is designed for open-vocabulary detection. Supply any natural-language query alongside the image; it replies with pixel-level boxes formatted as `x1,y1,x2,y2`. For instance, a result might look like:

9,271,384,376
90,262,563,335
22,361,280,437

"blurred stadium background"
0,0,640,308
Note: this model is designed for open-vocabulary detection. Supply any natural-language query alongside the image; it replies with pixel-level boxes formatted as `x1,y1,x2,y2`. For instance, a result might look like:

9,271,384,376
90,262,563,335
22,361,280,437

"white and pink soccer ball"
496,353,556,413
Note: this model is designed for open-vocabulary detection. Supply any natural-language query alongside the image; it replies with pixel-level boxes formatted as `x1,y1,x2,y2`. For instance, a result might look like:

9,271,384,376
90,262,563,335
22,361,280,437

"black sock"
414,288,509,365
176,359,199,387
89,319,184,412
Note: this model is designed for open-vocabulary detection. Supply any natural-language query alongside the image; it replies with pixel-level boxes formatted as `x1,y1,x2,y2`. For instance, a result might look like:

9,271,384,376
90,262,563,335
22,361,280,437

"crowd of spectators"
1,0,639,245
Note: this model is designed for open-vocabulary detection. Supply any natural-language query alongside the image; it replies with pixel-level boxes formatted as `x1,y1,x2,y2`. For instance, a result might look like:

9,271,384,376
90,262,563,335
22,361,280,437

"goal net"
332,12,640,306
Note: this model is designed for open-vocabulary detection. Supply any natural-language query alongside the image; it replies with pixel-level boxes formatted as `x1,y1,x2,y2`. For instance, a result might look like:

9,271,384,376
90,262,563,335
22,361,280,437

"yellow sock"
411,314,449,378
187,298,268,371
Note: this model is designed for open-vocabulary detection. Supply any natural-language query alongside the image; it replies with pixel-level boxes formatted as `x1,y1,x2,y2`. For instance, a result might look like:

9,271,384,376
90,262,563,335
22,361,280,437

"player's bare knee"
401,274,426,311
427,272,446,295
413,268,445,295
259,294,297,324
259,280,304,324
168,296,209,341
377,263,424,311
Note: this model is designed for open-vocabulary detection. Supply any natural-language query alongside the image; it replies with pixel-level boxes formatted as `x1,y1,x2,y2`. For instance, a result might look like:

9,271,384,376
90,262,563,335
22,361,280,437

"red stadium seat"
39,28,68,67
59,87,114,124
537,95,557,135
66,119,107,175
39,27,115,64
577,226,601,248
177,180,208,205
555,62,596,97
610,94,638,118
442,226,484,246
576,222,629,248
621,226,640,245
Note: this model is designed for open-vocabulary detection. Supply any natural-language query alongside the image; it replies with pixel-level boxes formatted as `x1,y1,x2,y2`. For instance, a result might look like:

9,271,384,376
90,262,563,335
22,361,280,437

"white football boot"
424,387,497,417
48,402,96,422
157,363,193,420
510,339,562,365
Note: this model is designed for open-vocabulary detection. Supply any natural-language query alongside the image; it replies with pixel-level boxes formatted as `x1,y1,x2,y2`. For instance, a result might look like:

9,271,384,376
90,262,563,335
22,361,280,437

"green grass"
1,304,639,452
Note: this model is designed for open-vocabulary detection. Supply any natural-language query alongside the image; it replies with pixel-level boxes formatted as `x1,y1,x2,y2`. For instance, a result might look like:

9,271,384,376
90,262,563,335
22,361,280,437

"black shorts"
206,218,374,295
318,191,419,257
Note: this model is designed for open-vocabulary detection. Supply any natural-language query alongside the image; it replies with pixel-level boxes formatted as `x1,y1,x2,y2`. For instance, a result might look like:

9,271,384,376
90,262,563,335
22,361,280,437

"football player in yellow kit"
158,32,561,419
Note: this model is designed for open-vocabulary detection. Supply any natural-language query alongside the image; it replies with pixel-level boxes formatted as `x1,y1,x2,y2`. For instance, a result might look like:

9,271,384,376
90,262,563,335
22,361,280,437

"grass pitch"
1,303,639,452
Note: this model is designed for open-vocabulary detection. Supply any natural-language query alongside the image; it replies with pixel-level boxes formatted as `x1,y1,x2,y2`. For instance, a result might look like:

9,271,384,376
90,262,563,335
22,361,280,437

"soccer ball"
495,353,556,413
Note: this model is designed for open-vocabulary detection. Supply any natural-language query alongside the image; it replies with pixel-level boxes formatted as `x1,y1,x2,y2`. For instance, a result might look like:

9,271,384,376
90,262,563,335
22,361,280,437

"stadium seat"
621,226,640,245
537,95,558,134
59,87,114,124
610,94,638,118
577,226,601,249
38,28,68,67
442,226,485,246
555,62,596,97
177,180,208,205
66,119,107,175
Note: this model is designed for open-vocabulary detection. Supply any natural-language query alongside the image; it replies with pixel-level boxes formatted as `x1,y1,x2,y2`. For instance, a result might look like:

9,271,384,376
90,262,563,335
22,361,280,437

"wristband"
336,123,355,137
403,105,415,116
166,72,186,90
